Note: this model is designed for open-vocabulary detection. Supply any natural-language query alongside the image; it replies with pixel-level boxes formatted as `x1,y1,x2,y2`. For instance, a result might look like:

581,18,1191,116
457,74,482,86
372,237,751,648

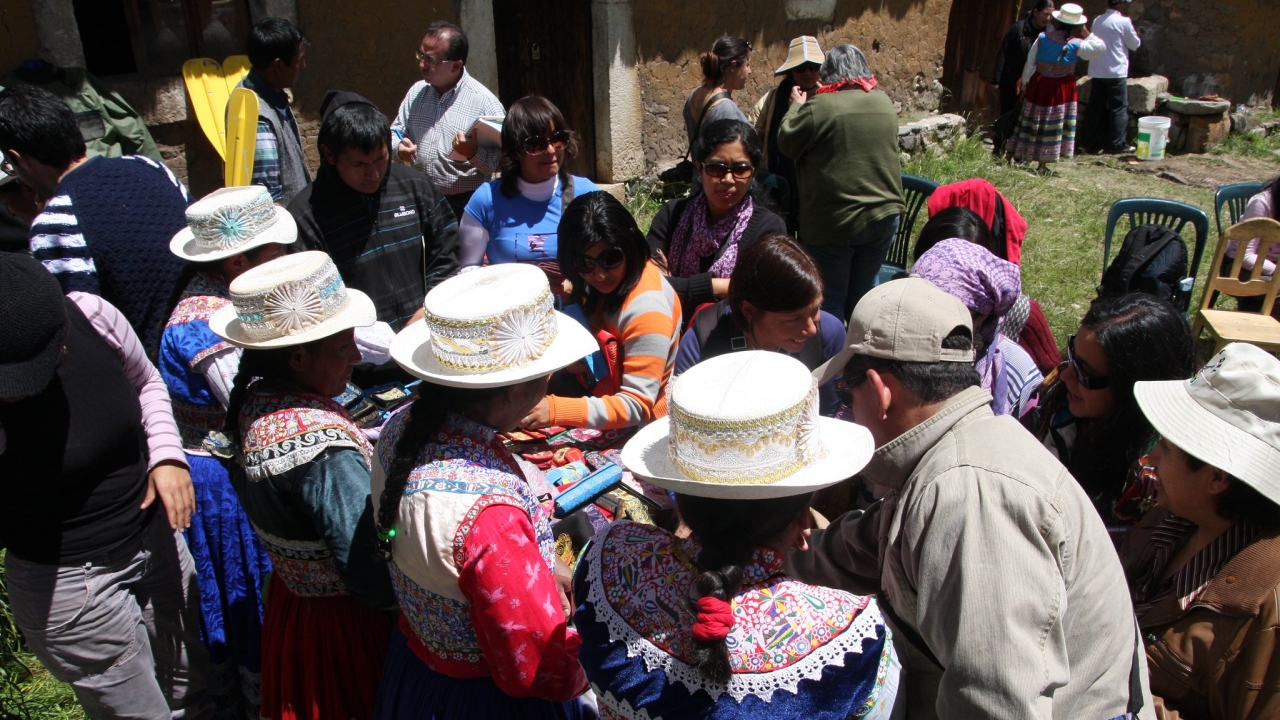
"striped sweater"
549,261,682,430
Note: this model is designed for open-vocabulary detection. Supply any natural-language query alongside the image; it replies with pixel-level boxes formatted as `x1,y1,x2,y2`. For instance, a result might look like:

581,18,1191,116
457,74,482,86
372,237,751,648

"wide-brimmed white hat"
775,36,824,76
391,263,597,388
170,185,297,262
209,250,376,349
622,351,873,500
1052,3,1088,25
1135,342,1280,505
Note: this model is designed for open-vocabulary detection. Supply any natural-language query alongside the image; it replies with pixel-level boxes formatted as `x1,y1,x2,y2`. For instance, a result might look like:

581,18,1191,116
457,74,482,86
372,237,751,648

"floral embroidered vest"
161,273,234,451
373,410,556,676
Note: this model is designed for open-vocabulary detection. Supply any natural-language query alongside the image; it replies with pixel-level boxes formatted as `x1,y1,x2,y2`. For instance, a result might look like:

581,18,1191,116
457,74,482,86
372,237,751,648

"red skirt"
260,574,395,720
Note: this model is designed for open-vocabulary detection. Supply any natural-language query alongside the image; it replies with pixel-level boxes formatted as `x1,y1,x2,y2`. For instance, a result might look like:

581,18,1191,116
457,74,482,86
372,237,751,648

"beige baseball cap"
814,277,975,385
1135,342,1280,504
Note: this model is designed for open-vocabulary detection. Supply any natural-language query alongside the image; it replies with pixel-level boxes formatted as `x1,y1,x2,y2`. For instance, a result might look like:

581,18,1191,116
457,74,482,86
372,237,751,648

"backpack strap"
694,300,746,360
686,91,732,159
560,175,575,215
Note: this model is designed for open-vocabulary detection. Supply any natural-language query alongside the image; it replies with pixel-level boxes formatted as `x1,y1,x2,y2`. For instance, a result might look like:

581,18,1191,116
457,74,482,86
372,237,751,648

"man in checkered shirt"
392,21,504,220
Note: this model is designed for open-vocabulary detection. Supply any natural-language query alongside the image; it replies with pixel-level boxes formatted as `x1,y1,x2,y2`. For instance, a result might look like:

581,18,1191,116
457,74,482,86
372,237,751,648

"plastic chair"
1102,197,1211,297
877,174,940,285
1191,217,1280,362
1214,182,1265,238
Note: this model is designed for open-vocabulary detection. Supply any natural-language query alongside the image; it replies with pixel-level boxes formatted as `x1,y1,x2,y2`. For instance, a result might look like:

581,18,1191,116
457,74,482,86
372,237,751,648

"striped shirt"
391,69,504,196
1133,515,1259,616
549,261,683,430
250,118,283,201
1000,335,1044,418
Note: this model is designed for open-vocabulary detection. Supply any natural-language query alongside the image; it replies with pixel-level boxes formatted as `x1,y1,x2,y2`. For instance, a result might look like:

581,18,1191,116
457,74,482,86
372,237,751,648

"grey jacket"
789,386,1154,719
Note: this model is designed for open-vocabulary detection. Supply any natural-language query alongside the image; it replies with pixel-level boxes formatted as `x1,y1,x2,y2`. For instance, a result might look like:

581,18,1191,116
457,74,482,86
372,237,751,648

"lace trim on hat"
189,189,277,250
426,288,559,372
233,262,349,341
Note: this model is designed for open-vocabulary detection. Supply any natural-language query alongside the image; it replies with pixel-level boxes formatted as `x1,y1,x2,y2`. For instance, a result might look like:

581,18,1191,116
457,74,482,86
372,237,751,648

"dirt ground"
1097,151,1280,188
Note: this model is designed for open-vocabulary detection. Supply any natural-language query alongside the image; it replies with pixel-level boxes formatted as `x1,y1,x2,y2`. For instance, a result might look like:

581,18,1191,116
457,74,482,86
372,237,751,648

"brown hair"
499,95,577,198
700,36,751,85
728,235,824,331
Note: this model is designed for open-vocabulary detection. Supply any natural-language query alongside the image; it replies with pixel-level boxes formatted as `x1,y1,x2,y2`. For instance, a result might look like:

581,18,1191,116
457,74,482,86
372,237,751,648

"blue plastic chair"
1214,182,1265,238
876,174,940,285
1102,197,1211,299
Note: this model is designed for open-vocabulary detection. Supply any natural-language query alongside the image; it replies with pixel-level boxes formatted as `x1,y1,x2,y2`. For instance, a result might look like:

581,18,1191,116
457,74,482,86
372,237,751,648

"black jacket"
993,16,1043,86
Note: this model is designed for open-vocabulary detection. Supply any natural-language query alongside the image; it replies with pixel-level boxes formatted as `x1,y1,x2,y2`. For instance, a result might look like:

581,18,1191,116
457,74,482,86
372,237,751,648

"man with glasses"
791,277,1154,719
392,21,504,219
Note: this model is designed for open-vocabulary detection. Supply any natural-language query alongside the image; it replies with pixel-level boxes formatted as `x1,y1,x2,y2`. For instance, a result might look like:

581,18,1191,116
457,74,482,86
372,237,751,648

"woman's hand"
554,558,574,619
142,460,196,531
453,128,479,160
521,397,552,429
790,85,809,106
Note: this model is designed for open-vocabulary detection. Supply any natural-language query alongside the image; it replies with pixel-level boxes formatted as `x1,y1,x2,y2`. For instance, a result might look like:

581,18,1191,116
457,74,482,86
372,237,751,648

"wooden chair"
1191,217,1280,360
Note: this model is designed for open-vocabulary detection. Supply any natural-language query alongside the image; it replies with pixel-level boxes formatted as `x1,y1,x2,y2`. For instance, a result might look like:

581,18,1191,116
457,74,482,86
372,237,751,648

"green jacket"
776,88,904,245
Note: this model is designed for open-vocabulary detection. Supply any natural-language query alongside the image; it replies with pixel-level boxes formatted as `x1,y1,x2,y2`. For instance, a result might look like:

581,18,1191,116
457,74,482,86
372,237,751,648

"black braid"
675,493,813,685
223,347,294,445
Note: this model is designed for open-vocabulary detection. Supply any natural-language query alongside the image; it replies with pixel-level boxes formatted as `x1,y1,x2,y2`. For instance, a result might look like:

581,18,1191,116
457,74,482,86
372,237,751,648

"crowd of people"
1,11,1280,720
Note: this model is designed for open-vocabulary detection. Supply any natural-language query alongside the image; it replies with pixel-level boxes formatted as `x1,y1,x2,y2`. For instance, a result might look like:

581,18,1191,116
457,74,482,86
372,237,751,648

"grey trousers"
6,519,212,720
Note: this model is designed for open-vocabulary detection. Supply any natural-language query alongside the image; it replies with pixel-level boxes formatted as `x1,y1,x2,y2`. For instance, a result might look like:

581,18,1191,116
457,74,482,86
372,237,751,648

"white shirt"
390,69,505,196
1087,9,1141,79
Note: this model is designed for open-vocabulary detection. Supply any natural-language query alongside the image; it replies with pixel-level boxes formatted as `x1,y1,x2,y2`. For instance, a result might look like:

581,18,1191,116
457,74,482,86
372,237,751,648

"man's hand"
397,137,418,164
453,128,479,160
790,85,810,106
142,460,196,531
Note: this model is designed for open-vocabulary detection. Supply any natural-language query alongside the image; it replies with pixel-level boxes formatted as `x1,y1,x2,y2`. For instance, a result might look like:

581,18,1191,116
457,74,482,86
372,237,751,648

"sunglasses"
414,51,449,67
522,131,570,155
1066,334,1110,390
575,246,626,274
701,161,755,180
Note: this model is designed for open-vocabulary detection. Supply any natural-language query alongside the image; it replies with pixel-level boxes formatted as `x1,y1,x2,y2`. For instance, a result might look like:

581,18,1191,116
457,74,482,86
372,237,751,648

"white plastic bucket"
1135,116,1171,160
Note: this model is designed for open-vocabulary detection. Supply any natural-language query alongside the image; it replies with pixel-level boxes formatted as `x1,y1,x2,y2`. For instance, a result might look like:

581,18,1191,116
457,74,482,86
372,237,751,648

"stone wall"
632,0,951,174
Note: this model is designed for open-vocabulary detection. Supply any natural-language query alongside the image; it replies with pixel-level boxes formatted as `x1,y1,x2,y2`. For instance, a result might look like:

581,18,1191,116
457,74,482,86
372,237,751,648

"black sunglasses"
1066,334,1110,390
522,131,570,155
701,161,755,180
575,246,626,274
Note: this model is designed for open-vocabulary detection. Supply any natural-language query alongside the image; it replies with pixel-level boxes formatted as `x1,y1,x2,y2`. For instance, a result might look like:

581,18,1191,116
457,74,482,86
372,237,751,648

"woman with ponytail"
683,35,752,154
370,263,598,718
575,351,898,718
210,251,397,720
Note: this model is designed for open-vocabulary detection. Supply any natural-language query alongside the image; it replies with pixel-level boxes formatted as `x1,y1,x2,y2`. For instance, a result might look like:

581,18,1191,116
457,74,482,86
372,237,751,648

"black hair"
675,492,813,684
913,206,1002,262
425,20,468,63
223,344,315,444
318,102,391,159
1268,177,1280,221
728,235,823,331
1179,454,1280,527
1031,0,1054,13
843,328,980,404
700,36,752,85
246,18,308,71
498,95,576,198
375,382,521,559
0,85,86,169
163,245,283,322
558,191,649,316
693,119,762,166
1070,293,1195,500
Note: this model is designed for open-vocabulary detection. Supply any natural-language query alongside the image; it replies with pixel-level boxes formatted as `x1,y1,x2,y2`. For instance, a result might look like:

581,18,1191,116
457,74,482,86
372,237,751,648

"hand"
790,85,809,106
521,397,552,430
652,248,670,275
554,557,574,619
397,137,417,164
142,460,196,531
710,277,731,299
1015,78,1024,95
453,128,479,160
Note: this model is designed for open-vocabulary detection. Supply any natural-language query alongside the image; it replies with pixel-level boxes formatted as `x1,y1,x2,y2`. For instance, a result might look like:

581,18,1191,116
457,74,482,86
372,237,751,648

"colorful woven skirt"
260,575,394,720
1012,73,1078,163
184,453,273,720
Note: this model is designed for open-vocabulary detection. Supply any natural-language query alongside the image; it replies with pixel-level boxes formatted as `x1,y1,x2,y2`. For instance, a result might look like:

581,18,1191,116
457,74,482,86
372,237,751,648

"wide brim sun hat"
209,250,376,349
1134,342,1280,505
1052,3,1088,25
391,263,597,389
622,351,874,500
775,36,824,76
170,185,298,263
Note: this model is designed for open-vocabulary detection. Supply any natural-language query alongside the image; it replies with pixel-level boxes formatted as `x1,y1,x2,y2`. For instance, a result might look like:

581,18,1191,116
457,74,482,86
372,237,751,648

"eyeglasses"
1066,334,1110,390
522,131,571,155
833,366,873,406
414,51,448,67
701,162,755,180
575,246,626,274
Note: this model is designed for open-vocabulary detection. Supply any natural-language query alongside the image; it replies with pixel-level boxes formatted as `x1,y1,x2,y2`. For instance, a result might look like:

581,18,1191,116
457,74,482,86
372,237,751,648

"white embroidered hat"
1052,3,1088,25
209,250,376,348
622,351,874,499
170,185,298,262
390,263,597,388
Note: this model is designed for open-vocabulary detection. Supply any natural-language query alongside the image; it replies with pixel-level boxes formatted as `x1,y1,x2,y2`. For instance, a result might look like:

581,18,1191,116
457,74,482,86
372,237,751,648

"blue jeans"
807,214,901,322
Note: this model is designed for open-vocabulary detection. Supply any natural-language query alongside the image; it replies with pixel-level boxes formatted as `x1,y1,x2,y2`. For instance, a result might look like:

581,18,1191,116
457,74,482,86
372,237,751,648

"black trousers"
1082,77,1130,152
993,81,1021,152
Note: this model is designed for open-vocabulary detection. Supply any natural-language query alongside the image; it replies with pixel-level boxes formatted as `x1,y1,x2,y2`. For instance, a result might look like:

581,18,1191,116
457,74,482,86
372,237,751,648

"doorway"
941,0,1022,119
493,0,596,180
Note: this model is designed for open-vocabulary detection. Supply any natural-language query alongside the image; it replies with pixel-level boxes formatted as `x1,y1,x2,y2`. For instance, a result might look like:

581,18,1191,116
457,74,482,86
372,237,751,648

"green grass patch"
1210,131,1280,164
0,553,86,720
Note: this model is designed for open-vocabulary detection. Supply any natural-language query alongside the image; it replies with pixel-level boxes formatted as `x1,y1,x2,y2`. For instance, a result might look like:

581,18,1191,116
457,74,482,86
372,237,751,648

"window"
71,0,253,77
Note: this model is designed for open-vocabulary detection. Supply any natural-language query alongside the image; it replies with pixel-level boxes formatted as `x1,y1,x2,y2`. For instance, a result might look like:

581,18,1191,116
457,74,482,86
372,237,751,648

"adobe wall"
632,0,952,174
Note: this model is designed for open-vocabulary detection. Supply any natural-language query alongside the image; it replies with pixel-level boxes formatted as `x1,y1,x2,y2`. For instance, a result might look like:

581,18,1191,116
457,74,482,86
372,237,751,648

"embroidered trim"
254,525,348,597
240,383,372,482
593,687,658,720
232,262,348,341
425,288,559,372
389,562,487,668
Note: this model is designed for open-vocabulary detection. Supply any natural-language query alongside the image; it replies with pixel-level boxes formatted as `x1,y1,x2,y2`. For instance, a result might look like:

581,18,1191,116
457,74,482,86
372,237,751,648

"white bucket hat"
390,263,597,388
1052,3,1088,25
622,351,874,499
775,36,824,76
1135,342,1280,504
209,250,376,349
170,185,298,262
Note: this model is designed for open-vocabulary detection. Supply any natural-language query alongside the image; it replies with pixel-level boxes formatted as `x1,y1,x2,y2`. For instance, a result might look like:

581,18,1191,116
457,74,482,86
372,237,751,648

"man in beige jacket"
793,277,1153,719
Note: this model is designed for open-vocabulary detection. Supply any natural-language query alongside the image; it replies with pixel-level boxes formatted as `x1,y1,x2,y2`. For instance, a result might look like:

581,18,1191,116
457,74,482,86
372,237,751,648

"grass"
1210,131,1280,164
0,553,87,720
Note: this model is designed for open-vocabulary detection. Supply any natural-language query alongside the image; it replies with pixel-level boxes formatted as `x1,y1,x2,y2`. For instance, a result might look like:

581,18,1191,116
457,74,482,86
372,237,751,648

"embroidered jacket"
574,521,897,719
372,410,587,701
159,273,236,452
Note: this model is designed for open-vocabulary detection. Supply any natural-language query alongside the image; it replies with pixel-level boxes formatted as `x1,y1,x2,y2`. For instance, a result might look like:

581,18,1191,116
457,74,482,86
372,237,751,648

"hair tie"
691,596,736,642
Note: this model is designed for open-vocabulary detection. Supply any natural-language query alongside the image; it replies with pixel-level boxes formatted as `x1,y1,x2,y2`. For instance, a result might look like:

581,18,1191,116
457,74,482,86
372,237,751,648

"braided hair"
223,345,300,445
674,492,813,684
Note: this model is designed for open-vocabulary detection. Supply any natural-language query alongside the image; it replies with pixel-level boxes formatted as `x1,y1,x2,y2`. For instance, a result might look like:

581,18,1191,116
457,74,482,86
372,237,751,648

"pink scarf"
815,77,878,94
670,192,754,278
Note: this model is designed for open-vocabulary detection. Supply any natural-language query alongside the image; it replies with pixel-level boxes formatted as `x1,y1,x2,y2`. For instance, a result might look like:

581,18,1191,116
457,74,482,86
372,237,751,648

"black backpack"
1099,224,1192,311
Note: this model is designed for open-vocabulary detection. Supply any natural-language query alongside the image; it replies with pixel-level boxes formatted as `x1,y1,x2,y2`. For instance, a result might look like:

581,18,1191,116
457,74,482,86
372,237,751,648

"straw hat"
170,185,298,262
775,36,825,76
1135,342,1280,505
621,351,873,499
1052,3,1088,25
390,263,597,388
209,251,376,349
